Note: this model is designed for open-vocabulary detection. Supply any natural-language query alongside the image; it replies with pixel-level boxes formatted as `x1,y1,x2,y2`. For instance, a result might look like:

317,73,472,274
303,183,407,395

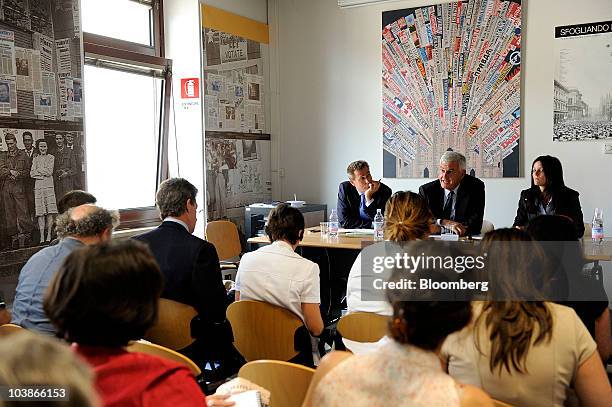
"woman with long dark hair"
513,155,584,238
441,229,611,407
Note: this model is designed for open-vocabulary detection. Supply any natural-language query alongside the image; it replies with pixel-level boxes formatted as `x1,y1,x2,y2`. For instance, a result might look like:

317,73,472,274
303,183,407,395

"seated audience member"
441,229,612,407
513,155,584,239
44,240,233,407
235,204,323,364
337,160,392,228
0,295,10,325
133,178,238,373
57,190,97,214
11,205,118,335
527,215,610,361
0,330,98,407
304,271,492,406
419,151,485,236
49,190,98,246
344,191,433,353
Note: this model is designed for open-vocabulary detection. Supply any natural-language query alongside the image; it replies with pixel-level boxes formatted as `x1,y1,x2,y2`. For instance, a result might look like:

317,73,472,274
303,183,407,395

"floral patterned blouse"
313,341,461,406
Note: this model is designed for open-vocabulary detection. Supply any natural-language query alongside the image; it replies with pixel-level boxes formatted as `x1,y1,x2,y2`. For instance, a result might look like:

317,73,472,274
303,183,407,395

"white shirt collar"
271,240,295,252
164,217,189,232
444,183,460,198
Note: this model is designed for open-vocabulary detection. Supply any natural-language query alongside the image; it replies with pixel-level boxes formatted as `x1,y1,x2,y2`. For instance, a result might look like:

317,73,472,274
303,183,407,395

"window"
82,0,170,229
82,0,153,46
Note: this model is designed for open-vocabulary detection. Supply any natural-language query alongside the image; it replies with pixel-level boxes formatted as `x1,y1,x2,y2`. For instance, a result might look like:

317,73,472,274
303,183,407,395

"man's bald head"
55,205,120,242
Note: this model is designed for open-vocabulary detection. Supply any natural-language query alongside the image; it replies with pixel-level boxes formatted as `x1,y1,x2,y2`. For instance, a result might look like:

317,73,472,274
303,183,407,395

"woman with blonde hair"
344,191,434,353
441,228,611,407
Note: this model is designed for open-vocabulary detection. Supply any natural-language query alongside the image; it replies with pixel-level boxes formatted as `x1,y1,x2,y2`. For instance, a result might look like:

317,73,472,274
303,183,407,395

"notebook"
228,390,262,407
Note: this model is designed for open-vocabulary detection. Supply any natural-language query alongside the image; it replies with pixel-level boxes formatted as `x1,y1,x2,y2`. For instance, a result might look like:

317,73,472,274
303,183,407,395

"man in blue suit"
337,160,392,229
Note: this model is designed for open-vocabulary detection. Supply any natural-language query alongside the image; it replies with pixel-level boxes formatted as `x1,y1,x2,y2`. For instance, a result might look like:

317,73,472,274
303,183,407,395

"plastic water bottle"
592,208,604,243
373,209,384,241
329,209,339,237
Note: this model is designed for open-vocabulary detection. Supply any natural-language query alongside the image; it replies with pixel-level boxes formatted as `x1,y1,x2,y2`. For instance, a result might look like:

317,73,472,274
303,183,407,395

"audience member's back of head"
265,203,305,245
480,228,551,300
385,245,472,351
44,240,163,347
0,331,98,406
55,205,120,239
155,177,197,219
526,216,587,300
384,191,432,241
526,215,577,241
57,190,97,214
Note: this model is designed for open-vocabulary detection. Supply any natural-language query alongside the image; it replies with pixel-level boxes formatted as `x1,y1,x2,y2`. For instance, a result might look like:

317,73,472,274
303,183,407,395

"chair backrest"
337,312,389,343
239,360,314,407
206,220,241,261
583,222,592,239
127,340,201,377
0,323,24,337
144,298,197,350
226,300,304,362
492,399,514,407
480,219,495,235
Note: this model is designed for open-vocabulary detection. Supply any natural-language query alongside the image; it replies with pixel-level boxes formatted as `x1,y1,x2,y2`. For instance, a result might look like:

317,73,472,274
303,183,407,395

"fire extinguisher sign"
180,78,200,99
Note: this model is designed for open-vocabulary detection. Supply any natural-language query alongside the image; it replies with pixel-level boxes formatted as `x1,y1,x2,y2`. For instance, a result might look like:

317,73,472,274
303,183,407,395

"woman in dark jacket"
513,155,585,239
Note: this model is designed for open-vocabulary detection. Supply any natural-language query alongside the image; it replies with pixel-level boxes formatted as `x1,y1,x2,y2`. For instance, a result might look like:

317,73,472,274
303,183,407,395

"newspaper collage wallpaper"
382,0,522,178
202,11,272,231
0,0,84,252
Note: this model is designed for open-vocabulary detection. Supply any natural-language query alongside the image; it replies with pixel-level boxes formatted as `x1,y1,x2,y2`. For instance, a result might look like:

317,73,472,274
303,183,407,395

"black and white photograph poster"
554,20,612,141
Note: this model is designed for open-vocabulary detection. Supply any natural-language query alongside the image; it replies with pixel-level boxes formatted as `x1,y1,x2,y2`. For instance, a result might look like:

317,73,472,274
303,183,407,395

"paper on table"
339,228,374,234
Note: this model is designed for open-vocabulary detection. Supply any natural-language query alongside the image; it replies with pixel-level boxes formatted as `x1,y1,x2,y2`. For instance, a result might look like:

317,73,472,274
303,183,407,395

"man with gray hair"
134,178,239,375
11,204,118,334
419,151,485,236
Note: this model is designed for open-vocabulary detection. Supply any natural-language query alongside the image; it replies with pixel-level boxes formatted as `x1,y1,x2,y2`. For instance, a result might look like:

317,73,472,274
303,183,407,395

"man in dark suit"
337,160,392,228
134,178,238,373
419,152,485,236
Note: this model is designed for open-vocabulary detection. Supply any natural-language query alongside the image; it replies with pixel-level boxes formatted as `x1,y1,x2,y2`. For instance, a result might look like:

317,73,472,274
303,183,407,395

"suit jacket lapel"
432,183,444,215
455,182,468,220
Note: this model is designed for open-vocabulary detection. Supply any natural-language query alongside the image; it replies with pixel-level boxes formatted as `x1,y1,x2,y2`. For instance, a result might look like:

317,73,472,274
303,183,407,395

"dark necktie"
359,193,370,221
442,190,454,220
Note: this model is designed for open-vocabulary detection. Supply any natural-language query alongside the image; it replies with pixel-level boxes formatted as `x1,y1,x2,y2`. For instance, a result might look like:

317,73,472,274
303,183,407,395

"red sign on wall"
180,78,200,99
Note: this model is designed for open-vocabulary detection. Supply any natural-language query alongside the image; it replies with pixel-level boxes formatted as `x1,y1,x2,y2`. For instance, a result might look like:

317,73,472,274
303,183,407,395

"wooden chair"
480,219,495,235
144,298,197,350
239,360,314,407
492,399,514,407
127,339,201,377
0,323,24,337
206,220,242,280
226,300,304,361
337,312,389,343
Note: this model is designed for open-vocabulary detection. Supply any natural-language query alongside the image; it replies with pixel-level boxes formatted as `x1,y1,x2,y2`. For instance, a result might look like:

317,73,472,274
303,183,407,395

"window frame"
82,0,170,230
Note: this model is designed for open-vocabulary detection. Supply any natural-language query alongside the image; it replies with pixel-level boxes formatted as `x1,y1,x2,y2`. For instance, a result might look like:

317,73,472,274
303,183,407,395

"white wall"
272,0,612,235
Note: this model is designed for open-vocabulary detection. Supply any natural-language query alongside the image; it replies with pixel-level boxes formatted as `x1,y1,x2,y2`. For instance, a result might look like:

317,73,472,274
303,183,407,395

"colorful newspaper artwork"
553,21,612,141
382,0,521,178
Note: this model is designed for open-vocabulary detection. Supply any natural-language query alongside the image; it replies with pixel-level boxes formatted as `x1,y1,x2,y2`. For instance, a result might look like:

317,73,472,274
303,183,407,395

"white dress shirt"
236,240,320,322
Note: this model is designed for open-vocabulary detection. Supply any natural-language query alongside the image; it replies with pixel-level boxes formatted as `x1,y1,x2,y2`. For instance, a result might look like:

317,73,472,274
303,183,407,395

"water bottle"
329,209,339,237
592,208,604,243
373,209,384,241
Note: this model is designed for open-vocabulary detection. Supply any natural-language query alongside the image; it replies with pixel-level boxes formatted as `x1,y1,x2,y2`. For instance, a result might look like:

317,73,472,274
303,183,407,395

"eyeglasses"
532,169,544,175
